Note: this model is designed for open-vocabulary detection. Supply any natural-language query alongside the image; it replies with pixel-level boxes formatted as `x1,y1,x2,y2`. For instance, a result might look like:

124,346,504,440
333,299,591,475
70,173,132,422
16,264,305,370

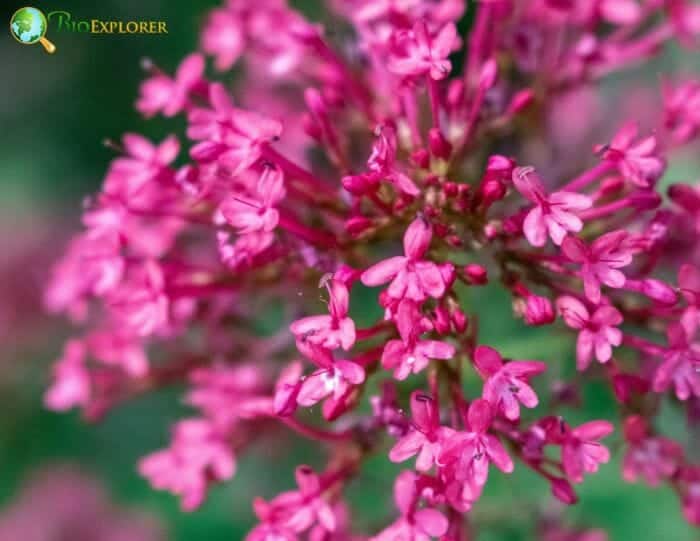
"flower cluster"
46,0,700,538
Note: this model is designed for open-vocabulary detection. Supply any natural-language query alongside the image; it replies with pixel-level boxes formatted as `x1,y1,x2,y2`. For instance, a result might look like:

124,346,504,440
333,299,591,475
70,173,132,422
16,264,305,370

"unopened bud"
641,278,678,305
464,264,488,285
523,295,555,326
506,89,534,115
623,415,649,443
630,190,662,210
344,216,374,236
451,307,468,333
668,183,700,213
479,179,507,207
550,477,578,505
429,128,452,159
411,148,431,169
433,306,451,335
447,79,465,108
479,58,498,90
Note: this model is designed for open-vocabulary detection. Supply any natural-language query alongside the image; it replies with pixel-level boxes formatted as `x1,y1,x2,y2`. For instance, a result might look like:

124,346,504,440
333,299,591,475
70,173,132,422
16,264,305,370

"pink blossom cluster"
46,0,700,538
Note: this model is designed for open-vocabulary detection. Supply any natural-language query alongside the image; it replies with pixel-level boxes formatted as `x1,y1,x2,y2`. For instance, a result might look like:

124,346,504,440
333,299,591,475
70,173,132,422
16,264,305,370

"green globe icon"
10,7,56,53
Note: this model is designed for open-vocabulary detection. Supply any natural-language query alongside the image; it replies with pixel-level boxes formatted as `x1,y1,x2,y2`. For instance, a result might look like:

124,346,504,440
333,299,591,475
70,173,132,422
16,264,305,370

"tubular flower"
473,345,547,421
513,166,592,247
557,296,623,370
361,217,453,302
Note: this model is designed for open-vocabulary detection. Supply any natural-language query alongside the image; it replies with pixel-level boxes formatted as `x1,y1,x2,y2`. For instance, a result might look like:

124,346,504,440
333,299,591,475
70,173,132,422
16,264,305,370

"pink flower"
562,420,613,484
105,134,179,197
343,124,419,196
273,361,303,416
87,329,149,377
597,123,665,188
254,466,336,535
667,0,700,48
139,418,236,510
186,82,237,143
474,345,547,421
290,279,356,352
557,296,623,370
297,360,365,407
47,230,124,307
186,364,270,425
663,79,700,144
189,85,283,175
201,8,245,71
44,340,91,411
107,261,169,337
381,336,455,380
246,522,297,541
389,392,454,471
439,400,514,489
219,165,286,234
562,231,633,304
598,0,642,25
217,229,275,269
388,21,459,80
362,217,452,302
136,53,205,118
653,322,700,400
371,471,448,541
513,166,592,247
622,416,683,486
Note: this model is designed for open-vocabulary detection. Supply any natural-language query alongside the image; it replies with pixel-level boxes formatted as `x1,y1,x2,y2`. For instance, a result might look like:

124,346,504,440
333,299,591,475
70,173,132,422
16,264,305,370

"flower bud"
439,263,456,289
467,398,493,433
344,216,374,236
411,148,431,169
625,278,678,305
304,87,327,116
429,128,453,159
550,477,578,505
404,217,433,260
479,58,498,90
302,113,322,139
451,307,468,333
342,173,377,195
447,79,465,108
464,264,488,285
597,175,625,198
523,295,555,326
443,182,459,197
506,89,534,115
486,154,515,177
641,278,678,305
612,373,649,403
668,183,700,213
623,415,649,443
479,178,507,208
433,305,451,335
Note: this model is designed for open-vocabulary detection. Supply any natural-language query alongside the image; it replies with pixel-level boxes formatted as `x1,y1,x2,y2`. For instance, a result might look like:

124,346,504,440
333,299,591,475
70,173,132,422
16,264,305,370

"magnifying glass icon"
10,7,56,54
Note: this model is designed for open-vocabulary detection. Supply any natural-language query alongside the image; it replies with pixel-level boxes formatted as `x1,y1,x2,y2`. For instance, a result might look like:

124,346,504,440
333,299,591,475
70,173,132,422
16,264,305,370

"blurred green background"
1,1,699,540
